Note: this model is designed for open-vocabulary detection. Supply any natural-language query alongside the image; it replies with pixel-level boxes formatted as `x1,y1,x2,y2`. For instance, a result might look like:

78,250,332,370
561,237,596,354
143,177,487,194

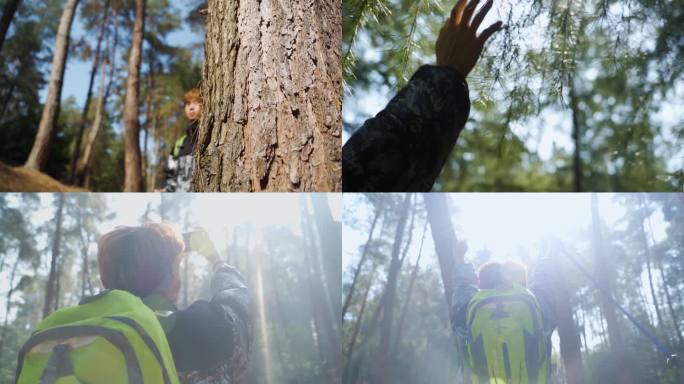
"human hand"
435,0,503,78
184,228,219,263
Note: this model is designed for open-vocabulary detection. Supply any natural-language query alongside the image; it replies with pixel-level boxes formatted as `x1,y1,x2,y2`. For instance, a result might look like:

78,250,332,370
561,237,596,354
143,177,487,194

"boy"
18,224,252,384
450,257,557,383
163,89,202,192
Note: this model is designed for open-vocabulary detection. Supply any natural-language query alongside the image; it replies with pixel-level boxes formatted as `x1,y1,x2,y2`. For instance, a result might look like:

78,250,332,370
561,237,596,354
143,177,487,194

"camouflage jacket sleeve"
450,262,479,339
169,263,254,384
342,65,470,192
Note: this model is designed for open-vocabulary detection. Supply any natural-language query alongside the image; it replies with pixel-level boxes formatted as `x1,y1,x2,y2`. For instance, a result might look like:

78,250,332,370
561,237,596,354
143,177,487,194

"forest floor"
0,162,86,192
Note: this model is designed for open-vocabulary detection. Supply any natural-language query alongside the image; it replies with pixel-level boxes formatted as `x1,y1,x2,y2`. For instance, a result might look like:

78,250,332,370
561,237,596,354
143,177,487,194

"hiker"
161,89,202,192
342,0,503,191
16,223,253,384
450,248,557,383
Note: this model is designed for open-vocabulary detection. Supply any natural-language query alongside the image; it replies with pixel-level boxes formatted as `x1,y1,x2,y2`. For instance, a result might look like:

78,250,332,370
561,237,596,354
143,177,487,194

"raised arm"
343,0,502,192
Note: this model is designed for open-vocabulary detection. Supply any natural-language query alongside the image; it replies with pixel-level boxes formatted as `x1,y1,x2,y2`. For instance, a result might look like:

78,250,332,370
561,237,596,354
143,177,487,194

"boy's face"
184,100,202,121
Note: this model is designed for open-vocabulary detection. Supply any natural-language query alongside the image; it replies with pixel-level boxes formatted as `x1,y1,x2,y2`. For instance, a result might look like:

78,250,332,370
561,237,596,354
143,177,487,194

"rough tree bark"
375,194,412,384
0,0,21,53
591,193,632,384
43,194,65,318
69,0,111,183
342,202,382,321
195,0,342,192
25,0,80,170
122,0,146,191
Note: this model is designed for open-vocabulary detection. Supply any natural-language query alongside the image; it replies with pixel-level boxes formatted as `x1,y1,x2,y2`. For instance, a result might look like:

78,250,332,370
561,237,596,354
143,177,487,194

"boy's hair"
97,223,185,298
183,88,202,105
478,260,528,289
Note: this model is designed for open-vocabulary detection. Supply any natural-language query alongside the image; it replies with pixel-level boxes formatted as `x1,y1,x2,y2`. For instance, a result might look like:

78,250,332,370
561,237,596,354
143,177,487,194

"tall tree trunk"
143,51,156,190
195,0,342,192
645,202,684,345
375,194,411,384
122,0,146,191
342,202,382,321
76,11,118,186
591,194,632,384
25,0,80,170
391,219,428,360
638,195,664,328
553,259,585,384
343,267,376,384
43,194,66,318
424,194,463,301
0,0,21,54
424,193,469,381
69,0,110,182
301,196,341,383
569,74,582,192
0,253,21,363
311,193,342,328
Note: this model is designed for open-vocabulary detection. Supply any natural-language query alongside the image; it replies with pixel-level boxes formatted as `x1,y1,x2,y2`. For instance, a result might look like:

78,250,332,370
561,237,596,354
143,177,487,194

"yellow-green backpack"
466,285,548,384
15,290,179,384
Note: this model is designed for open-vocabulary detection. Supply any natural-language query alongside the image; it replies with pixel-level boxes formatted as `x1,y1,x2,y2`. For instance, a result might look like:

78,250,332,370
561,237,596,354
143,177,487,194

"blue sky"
45,1,204,107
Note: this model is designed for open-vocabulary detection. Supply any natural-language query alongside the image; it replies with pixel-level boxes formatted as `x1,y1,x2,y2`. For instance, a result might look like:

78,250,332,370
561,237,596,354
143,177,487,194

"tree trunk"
0,253,21,363
342,202,382,321
591,194,632,384
553,260,585,384
391,219,428,360
343,267,376,384
69,0,110,183
375,194,412,384
122,0,146,191
143,51,156,190
638,195,664,328
195,0,342,192
43,194,66,318
0,0,21,54
424,193,470,381
311,193,342,329
25,0,80,170
76,11,118,186
569,74,582,192
424,193,463,301
301,195,341,383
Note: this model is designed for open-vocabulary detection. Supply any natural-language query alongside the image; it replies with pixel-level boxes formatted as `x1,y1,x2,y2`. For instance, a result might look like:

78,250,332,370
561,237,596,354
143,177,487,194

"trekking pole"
557,247,680,376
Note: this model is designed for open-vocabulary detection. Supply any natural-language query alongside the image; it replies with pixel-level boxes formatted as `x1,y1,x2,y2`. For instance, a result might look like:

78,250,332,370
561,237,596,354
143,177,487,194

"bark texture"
196,0,342,192
122,0,146,191
43,194,65,318
25,0,80,170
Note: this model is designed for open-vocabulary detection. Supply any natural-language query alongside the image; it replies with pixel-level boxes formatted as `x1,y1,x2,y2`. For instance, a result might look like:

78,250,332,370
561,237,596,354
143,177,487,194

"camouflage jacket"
342,65,470,192
164,123,198,192
155,263,254,384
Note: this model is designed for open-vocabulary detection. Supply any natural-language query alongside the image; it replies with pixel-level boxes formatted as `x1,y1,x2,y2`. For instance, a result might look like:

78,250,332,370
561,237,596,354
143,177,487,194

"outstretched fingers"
471,0,494,31
461,0,480,28
451,0,469,26
478,20,503,45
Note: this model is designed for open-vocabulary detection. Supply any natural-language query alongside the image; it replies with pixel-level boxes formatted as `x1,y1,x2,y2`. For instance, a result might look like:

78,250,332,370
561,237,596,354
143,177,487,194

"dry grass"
0,162,87,192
